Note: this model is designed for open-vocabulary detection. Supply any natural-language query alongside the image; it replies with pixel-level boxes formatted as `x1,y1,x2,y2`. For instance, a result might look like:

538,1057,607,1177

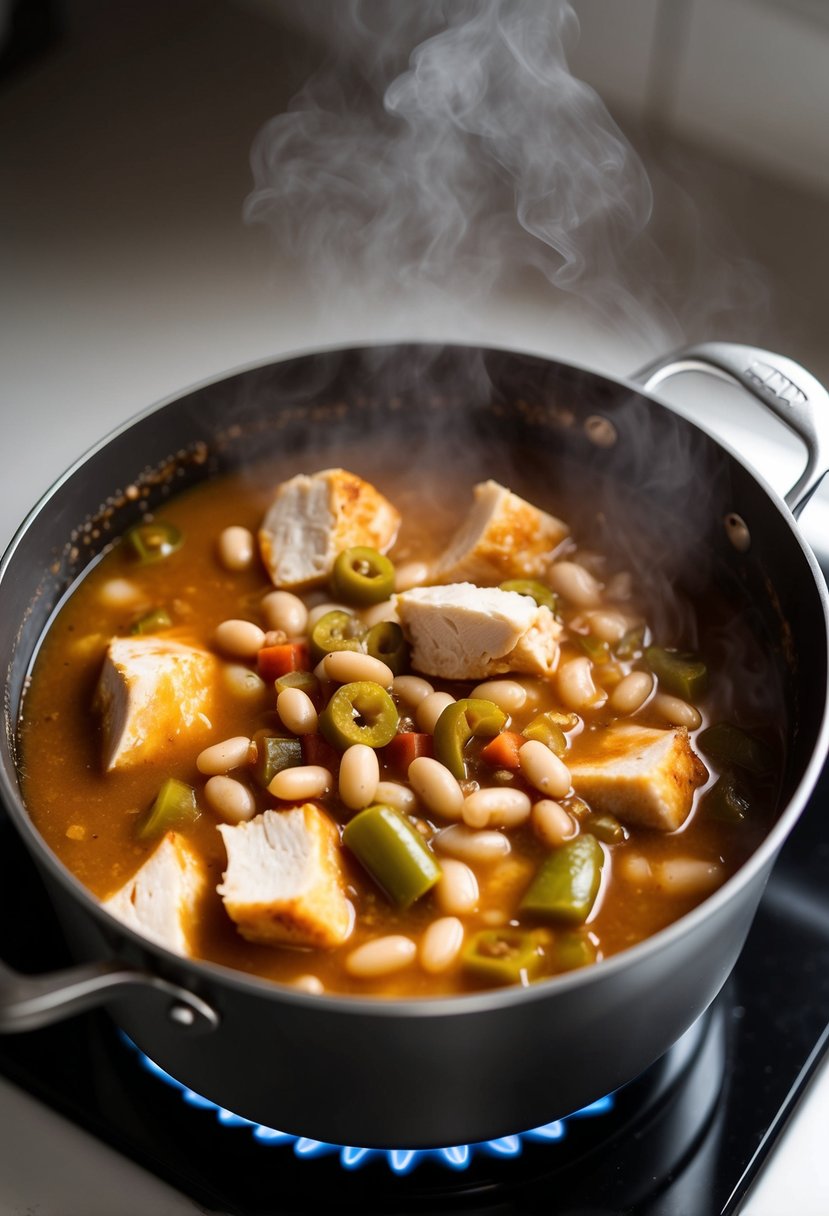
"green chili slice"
125,520,183,564
129,607,172,636
343,804,441,907
309,610,365,665
522,713,568,757
274,670,320,699
552,931,598,973
331,546,395,606
319,681,399,751
433,698,508,780
645,646,708,701
697,723,770,775
252,735,303,788
365,621,409,676
138,777,198,840
700,773,749,823
584,813,627,845
520,834,604,924
499,579,558,613
462,927,547,987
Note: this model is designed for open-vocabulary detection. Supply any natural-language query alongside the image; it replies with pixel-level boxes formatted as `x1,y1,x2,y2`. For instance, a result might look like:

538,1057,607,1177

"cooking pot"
0,340,827,1148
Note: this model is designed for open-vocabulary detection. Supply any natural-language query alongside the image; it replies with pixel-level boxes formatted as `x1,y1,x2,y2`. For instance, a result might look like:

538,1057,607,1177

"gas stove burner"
127,1035,615,1174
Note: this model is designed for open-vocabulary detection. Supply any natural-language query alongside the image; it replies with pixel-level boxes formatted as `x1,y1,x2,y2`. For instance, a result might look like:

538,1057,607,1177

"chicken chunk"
259,467,400,589
94,636,216,771
433,480,569,585
217,805,353,949
103,831,205,956
396,583,561,681
569,725,708,832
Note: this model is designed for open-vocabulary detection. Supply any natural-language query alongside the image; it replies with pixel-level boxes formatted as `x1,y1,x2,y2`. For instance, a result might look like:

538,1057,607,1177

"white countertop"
1,3,828,1212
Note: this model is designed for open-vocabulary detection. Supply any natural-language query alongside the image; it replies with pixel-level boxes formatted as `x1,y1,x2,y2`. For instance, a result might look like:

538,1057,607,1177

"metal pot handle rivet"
633,342,829,517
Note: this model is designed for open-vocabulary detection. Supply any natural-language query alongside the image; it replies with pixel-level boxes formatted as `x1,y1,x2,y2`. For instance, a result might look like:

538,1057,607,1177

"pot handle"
0,956,219,1034
633,342,829,516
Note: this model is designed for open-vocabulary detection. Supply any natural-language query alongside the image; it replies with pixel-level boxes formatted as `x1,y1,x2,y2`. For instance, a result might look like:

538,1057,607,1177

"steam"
243,0,680,347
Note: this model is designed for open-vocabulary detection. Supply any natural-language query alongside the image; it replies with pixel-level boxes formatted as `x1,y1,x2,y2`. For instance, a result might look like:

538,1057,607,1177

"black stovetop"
1,760,828,1216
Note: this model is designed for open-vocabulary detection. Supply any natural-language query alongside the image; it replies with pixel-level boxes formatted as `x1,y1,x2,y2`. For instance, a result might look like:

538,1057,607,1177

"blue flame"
128,1038,614,1174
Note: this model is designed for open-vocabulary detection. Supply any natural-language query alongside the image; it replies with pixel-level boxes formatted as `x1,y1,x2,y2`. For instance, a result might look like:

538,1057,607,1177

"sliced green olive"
645,646,708,701
138,777,198,840
252,735,303,788
129,607,172,636
274,670,320,699
584,813,628,845
331,546,395,606
697,723,770,775
462,927,547,987
343,804,441,907
700,773,750,823
499,579,558,613
125,520,183,564
309,610,365,665
522,713,568,757
319,681,399,751
520,834,604,924
552,931,598,973
433,698,508,780
365,621,409,676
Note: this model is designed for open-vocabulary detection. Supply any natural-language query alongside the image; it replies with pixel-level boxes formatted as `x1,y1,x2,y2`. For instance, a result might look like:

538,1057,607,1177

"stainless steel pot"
0,341,827,1148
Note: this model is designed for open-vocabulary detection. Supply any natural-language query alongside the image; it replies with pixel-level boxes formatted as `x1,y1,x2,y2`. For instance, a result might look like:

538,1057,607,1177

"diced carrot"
480,731,524,770
383,732,434,777
257,642,311,682
302,733,341,776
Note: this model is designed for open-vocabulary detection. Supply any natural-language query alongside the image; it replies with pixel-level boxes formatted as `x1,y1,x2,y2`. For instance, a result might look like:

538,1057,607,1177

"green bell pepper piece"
274,670,320,699
252,735,303,787
697,723,770,775
579,635,610,664
700,773,750,823
309,610,365,665
645,646,708,701
520,834,604,924
462,927,547,987
499,579,558,614
552,931,598,972
124,520,183,564
331,546,395,606
138,777,198,840
584,813,627,845
365,621,409,676
129,607,173,636
433,698,507,780
319,681,399,750
343,804,441,907
522,713,568,757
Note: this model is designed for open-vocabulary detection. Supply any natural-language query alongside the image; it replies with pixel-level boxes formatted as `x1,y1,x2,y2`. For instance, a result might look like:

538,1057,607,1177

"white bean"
322,650,394,688
557,656,608,711
606,571,634,601
196,736,252,776
462,787,531,829
470,680,527,712
394,561,431,592
652,857,723,896
582,609,630,644
618,853,652,885
433,824,511,864
268,765,332,801
261,590,308,636
374,781,418,814
345,936,417,978
609,670,654,716
416,691,455,733
277,687,318,735
98,578,144,609
204,775,258,823
408,756,464,821
434,858,479,914
546,561,603,608
531,799,577,849
339,744,380,811
223,664,267,701
307,602,352,629
217,526,255,572
420,918,464,974
519,740,572,799
214,618,266,659
651,692,702,730
393,675,435,707
360,599,400,628
292,975,324,995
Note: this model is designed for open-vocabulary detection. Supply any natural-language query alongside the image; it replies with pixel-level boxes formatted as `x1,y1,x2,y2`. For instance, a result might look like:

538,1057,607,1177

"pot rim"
2,340,828,1020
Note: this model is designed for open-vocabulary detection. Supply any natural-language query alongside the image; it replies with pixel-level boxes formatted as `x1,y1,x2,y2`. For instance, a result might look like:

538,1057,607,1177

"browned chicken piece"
94,636,216,771
432,480,569,585
217,805,353,948
569,725,709,831
259,467,400,589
